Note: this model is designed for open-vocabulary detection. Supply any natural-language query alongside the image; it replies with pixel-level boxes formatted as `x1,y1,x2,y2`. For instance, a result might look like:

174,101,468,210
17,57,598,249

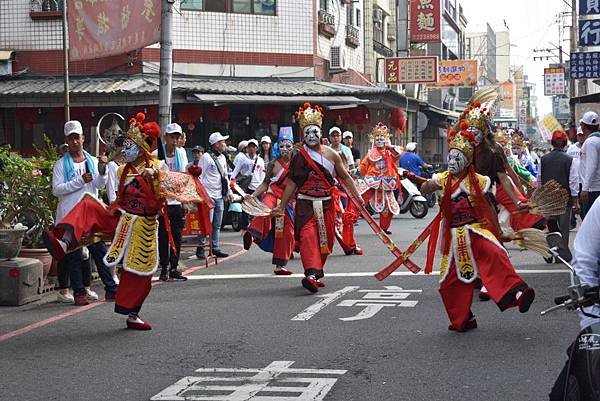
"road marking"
151,361,346,401
0,243,245,343
173,269,570,281
290,286,359,321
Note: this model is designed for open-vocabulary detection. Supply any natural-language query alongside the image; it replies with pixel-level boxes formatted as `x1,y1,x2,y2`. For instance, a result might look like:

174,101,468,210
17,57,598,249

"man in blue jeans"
197,132,233,259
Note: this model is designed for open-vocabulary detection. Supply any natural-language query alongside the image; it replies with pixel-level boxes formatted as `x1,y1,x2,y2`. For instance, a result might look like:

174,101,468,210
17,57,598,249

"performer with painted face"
44,113,208,330
272,103,364,293
243,127,296,275
357,122,402,235
496,129,537,195
420,128,536,332
511,133,537,178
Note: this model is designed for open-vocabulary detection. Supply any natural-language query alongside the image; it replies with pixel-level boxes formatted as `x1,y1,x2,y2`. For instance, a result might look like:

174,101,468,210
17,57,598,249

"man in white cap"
197,132,233,259
400,142,431,177
342,131,360,165
567,127,586,225
231,138,265,230
579,111,600,218
328,127,355,170
51,120,118,306
233,140,248,167
153,123,189,282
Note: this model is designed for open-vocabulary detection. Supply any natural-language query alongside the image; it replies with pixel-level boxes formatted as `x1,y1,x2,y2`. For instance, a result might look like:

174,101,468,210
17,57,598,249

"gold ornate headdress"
295,102,324,131
511,133,525,148
456,87,500,134
369,122,391,141
448,129,476,162
495,129,511,148
127,112,160,153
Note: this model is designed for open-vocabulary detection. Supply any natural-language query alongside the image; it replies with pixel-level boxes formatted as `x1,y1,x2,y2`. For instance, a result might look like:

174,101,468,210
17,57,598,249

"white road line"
160,269,570,281
291,287,359,321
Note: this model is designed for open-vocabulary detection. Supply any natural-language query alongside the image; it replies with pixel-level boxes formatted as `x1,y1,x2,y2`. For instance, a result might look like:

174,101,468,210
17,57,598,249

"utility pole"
159,0,174,136
570,0,577,127
62,0,70,122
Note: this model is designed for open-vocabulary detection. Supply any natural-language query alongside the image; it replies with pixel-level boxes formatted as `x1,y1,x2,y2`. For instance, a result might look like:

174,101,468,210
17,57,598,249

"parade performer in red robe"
44,113,209,330
357,122,402,234
419,128,536,332
243,127,296,275
272,103,364,293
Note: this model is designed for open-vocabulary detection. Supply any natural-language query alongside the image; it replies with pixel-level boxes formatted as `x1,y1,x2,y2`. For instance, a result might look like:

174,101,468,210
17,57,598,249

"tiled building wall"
0,0,63,50
316,0,364,74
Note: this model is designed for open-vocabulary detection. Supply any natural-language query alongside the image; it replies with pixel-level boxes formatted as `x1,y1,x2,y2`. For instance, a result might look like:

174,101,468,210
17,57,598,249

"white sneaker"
57,291,74,304
112,275,120,285
86,289,99,301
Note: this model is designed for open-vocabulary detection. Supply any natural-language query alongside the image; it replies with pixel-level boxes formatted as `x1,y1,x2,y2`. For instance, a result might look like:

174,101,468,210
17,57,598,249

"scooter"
542,233,600,401
221,184,244,232
397,168,429,219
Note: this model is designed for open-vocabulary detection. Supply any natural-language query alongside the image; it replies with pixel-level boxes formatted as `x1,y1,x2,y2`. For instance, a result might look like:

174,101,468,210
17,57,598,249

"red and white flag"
68,0,161,61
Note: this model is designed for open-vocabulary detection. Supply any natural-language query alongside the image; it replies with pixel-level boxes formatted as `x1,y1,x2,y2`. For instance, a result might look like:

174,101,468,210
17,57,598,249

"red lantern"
177,104,202,124
256,104,280,124
390,108,406,132
352,106,370,125
206,105,230,123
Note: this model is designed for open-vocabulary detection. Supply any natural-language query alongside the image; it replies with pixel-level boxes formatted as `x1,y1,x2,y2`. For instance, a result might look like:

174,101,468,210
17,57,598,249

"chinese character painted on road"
97,11,110,35
417,12,435,32
338,287,421,321
581,20,600,46
418,0,435,9
151,361,346,401
142,0,156,23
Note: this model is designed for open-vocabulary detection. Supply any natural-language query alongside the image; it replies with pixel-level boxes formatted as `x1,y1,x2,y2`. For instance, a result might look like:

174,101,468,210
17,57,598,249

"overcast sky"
460,0,570,116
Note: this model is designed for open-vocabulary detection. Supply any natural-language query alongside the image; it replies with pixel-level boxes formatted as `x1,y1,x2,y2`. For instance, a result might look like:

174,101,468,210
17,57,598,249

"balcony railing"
373,40,394,57
30,0,63,20
345,25,360,48
318,9,336,38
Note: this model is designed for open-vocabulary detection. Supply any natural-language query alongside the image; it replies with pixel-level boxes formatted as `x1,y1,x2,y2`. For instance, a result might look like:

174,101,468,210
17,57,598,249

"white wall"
0,0,63,50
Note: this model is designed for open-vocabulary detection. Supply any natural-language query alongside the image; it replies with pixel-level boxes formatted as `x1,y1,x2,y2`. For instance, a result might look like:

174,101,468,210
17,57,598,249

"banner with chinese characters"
410,0,441,43
570,51,600,79
429,60,477,87
68,0,161,61
538,114,563,142
384,56,438,84
543,67,566,96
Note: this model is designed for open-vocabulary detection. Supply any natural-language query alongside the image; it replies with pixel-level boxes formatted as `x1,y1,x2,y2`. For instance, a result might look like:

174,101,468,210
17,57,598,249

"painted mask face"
512,145,522,157
303,125,322,147
279,140,293,156
374,135,387,148
447,148,468,175
467,126,484,146
122,138,141,163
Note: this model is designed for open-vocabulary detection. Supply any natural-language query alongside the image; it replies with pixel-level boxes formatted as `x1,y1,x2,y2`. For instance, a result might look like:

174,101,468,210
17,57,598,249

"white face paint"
303,125,322,147
374,135,387,148
122,138,141,163
278,140,293,156
447,148,468,175
468,126,484,146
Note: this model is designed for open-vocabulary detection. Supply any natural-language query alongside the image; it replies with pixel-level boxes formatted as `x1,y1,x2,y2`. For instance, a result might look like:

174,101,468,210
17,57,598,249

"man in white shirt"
579,111,600,219
329,127,355,170
197,132,233,259
156,123,189,282
51,120,117,306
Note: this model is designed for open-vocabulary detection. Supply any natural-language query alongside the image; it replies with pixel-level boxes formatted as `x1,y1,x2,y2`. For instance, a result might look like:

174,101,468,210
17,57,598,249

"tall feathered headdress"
455,87,500,135
295,103,324,131
369,122,391,141
447,128,476,162
126,112,161,154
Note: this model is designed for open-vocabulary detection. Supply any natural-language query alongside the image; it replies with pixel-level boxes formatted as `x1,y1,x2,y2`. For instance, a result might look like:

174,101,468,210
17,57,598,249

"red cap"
552,130,567,142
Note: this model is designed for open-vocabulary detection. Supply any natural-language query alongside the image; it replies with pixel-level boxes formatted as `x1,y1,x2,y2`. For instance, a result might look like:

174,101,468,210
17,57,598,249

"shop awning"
0,50,13,60
191,93,369,105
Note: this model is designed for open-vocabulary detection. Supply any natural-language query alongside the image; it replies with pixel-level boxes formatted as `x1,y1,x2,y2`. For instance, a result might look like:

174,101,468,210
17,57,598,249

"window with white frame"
181,0,275,15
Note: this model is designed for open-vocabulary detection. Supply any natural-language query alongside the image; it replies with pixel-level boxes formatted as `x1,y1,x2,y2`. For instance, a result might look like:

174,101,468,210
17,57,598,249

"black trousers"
158,204,185,271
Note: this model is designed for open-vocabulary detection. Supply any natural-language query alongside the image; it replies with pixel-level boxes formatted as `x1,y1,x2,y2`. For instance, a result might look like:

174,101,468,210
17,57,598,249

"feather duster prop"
529,179,570,217
242,196,272,217
512,228,551,258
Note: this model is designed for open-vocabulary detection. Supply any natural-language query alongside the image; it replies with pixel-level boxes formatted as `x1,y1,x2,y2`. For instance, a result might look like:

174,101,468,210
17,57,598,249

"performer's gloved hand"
141,167,156,179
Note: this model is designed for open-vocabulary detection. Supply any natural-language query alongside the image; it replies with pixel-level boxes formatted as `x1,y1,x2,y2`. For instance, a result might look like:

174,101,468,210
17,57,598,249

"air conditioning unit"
373,8,383,22
330,46,348,71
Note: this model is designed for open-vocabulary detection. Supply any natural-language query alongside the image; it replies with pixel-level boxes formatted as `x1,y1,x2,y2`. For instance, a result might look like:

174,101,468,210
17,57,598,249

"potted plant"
0,137,59,280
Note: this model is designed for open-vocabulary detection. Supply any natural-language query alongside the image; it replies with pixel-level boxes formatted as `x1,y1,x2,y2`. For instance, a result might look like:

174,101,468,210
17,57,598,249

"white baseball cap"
165,123,183,135
64,120,83,136
209,132,229,145
405,142,417,152
580,111,599,126
260,135,272,144
237,140,249,151
329,127,342,135
247,139,259,147
577,127,584,135
342,131,353,139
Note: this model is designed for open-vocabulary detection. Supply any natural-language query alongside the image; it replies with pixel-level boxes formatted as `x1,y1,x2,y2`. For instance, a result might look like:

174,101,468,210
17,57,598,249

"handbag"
237,156,258,192
209,152,229,197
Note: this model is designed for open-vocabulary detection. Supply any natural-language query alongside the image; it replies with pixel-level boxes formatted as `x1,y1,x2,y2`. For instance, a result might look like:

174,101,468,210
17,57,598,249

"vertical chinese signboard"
543,67,566,95
385,57,438,84
429,60,478,88
410,0,441,43
570,51,600,79
68,0,161,61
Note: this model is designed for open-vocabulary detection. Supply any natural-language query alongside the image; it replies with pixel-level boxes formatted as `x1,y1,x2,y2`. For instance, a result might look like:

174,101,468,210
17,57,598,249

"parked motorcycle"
397,168,429,219
221,184,244,232
542,233,600,401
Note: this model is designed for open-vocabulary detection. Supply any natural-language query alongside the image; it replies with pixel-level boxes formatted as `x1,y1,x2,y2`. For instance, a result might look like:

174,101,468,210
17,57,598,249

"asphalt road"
0,208,581,401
